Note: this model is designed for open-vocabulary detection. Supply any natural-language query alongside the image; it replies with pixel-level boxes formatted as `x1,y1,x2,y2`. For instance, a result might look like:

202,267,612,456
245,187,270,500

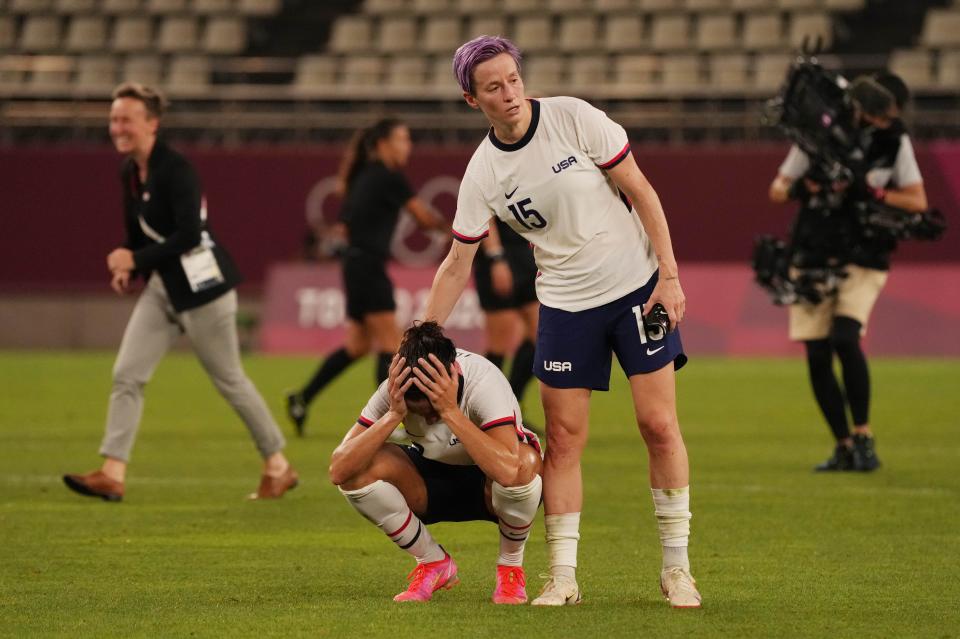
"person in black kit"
63,82,296,501
769,74,928,472
286,118,447,435
474,218,539,421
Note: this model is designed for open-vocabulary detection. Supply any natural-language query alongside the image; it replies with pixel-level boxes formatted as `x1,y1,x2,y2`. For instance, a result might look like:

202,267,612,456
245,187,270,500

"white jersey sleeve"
778,144,810,179
357,380,390,428
452,171,494,244
892,134,922,187
573,100,631,169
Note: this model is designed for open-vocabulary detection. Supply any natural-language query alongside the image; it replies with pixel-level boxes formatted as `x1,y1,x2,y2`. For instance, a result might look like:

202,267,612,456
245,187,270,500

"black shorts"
474,246,539,312
401,444,496,525
342,250,395,322
534,270,688,391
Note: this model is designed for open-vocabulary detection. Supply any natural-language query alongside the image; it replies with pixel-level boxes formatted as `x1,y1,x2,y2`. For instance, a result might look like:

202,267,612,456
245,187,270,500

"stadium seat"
547,0,593,12
167,55,210,91
596,0,635,10
112,17,153,52
386,55,427,86
523,55,565,92
604,13,645,52
513,16,553,53
640,0,679,12
101,0,143,13
411,0,452,12
730,0,776,10
823,0,864,10
788,12,833,50
937,50,960,89
342,55,383,87
465,15,508,39
237,0,280,15
453,0,498,14
29,55,73,88
888,49,934,90
0,16,16,51
742,13,783,50
364,0,408,14
708,51,749,89
329,16,373,54
76,54,118,90
379,16,418,53
921,9,960,49
696,13,738,51
753,52,792,90
19,15,62,52
10,0,54,12
559,15,600,52
776,0,818,9
55,0,97,12
157,16,198,53
422,15,462,54
66,15,108,52
504,0,546,15
192,0,234,14
122,53,163,85
146,0,187,13
429,55,455,87
662,53,701,91
569,54,608,91
650,14,691,51
613,53,659,90
202,16,246,54
684,0,730,11
294,54,337,89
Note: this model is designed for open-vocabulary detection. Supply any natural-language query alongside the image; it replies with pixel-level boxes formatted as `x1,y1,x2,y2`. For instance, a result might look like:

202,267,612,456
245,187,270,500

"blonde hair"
112,82,169,119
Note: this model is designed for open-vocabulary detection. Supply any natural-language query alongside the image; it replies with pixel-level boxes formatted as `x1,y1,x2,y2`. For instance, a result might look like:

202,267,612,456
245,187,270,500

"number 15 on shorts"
632,305,665,345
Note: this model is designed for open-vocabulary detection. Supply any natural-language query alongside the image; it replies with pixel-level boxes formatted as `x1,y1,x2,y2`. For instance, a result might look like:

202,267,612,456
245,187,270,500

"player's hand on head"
411,354,459,417
386,355,412,419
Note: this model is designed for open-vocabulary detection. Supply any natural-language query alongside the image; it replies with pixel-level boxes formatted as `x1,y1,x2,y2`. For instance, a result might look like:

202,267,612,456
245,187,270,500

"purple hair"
452,35,522,94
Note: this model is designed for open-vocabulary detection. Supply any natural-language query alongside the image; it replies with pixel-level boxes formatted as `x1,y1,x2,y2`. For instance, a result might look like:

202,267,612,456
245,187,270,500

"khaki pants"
99,274,285,462
788,265,888,342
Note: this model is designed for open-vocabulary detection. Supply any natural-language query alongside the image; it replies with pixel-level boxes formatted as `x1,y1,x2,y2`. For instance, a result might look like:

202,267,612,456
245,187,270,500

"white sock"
491,475,542,567
544,512,580,579
651,486,691,572
340,480,445,564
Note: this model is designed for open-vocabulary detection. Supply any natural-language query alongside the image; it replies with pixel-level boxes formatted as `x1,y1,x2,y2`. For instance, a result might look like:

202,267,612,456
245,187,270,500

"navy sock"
509,339,536,401
302,347,356,404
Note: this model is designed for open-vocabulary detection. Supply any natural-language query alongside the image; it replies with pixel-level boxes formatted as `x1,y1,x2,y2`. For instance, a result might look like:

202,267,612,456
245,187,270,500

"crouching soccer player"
329,322,543,603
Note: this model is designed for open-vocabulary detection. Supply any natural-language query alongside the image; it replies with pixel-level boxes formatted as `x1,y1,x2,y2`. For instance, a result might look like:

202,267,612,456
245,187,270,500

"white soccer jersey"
356,349,540,466
453,96,658,312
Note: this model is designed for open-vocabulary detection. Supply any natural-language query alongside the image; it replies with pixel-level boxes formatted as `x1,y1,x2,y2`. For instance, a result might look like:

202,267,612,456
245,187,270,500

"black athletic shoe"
285,391,308,437
852,434,881,472
814,444,856,472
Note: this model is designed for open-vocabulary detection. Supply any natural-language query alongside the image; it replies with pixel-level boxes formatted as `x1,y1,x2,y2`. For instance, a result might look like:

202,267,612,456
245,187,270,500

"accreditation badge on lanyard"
139,195,225,293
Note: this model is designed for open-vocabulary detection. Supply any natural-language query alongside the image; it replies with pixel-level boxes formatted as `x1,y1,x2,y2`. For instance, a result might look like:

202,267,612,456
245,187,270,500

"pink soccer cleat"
393,553,459,602
492,565,527,604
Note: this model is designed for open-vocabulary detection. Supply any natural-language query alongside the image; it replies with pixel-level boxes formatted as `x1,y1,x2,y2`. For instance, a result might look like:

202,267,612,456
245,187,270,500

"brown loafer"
63,470,124,502
249,466,299,500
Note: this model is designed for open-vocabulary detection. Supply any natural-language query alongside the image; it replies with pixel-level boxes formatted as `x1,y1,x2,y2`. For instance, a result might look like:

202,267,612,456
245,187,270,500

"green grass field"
1,352,958,638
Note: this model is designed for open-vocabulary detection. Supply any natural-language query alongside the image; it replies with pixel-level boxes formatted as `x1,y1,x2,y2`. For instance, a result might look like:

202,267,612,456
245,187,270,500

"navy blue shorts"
533,271,688,391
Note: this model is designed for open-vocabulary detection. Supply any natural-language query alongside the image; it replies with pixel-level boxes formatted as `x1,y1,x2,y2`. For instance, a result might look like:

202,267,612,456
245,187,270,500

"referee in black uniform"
474,218,539,417
63,83,297,501
286,118,446,435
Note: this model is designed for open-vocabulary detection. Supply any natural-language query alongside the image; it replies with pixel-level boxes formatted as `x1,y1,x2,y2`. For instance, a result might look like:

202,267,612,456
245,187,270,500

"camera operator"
768,74,928,472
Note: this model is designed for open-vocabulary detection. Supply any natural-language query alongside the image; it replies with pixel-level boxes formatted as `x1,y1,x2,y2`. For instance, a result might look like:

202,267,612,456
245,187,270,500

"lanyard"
138,195,208,244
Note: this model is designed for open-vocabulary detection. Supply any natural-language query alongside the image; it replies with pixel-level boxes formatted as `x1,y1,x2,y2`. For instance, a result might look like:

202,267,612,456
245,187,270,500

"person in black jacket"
63,82,297,502
286,118,447,436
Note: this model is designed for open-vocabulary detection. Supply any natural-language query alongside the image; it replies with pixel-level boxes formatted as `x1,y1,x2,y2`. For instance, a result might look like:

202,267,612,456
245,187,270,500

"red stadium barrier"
260,262,960,357
0,142,957,292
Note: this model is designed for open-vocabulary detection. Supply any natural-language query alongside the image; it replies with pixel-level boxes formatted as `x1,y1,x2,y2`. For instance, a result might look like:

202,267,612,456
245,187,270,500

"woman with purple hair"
422,35,701,608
